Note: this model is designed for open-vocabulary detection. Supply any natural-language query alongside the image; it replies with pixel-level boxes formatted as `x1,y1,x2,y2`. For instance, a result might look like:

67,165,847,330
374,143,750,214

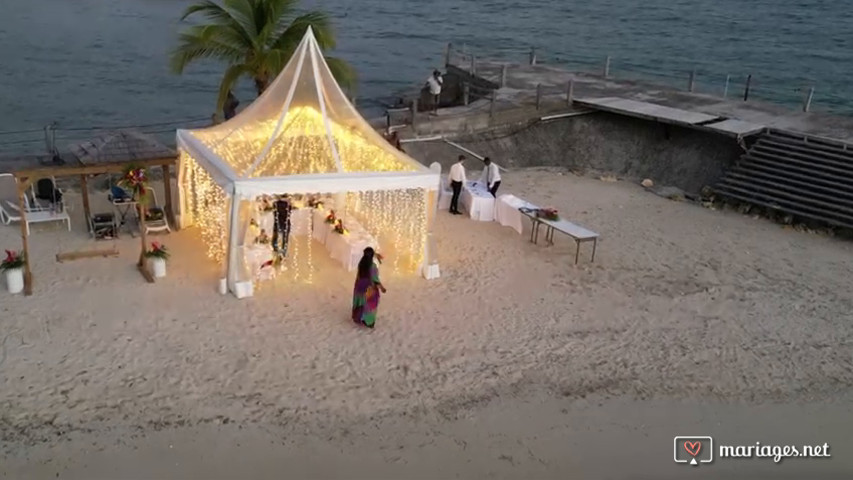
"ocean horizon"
1,0,851,155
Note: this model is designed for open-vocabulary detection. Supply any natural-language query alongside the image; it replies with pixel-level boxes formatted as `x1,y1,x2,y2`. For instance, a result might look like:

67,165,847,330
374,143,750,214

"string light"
192,106,419,177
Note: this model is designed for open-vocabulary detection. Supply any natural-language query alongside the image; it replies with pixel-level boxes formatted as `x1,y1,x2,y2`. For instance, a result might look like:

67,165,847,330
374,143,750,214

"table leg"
574,239,580,264
529,218,536,243
591,239,597,263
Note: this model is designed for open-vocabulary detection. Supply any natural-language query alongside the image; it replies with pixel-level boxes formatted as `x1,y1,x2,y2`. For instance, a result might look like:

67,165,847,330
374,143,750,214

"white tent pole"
225,188,242,295
308,33,344,173
244,37,310,177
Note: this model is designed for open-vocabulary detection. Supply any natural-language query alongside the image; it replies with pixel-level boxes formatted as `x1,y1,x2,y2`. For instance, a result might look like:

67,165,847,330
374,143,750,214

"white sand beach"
2,167,853,478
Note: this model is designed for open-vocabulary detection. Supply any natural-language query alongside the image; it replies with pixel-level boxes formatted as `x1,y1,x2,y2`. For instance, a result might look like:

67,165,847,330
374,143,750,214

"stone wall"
404,112,743,194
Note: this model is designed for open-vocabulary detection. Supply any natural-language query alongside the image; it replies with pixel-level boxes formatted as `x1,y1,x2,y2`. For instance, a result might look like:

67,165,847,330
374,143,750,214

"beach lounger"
0,173,21,225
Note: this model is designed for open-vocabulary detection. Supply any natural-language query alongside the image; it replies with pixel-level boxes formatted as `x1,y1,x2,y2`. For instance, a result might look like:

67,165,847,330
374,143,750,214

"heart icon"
684,441,701,457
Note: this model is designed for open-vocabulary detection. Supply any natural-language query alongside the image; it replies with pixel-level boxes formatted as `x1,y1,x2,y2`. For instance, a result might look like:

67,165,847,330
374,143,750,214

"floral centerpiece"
118,164,149,202
255,229,270,245
325,210,337,224
1,249,24,271
143,242,170,260
307,197,324,209
259,196,274,212
333,219,348,235
536,207,559,221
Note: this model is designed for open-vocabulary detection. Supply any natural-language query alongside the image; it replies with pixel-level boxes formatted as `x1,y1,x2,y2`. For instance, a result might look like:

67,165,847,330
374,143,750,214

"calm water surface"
1,0,851,153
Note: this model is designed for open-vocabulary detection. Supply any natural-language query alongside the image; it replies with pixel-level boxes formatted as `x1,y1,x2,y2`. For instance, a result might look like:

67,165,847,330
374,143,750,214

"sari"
352,264,381,327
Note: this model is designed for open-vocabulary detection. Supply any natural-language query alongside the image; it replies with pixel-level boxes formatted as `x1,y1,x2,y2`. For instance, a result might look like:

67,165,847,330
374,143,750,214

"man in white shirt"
426,70,443,113
447,155,467,214
477,157,502,197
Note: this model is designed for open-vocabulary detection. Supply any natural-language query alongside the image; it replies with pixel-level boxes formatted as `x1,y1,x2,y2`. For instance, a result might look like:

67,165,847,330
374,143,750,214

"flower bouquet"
536,207,559,221
1,249,25,271
325,210,337,224
255,229,270,245
118,164,149,202
334,219,348,235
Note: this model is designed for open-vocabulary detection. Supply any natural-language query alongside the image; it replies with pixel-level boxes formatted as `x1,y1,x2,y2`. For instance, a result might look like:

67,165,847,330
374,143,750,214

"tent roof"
71,129,176,165
177,28,436,197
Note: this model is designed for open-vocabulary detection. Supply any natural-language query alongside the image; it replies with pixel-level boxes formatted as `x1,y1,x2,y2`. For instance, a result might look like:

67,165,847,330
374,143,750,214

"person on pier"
477,157,502,197
426,69,443,114
448,155,467,215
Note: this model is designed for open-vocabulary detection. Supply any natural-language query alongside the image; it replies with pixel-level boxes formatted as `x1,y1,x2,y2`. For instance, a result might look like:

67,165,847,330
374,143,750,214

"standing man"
448,155,467,215
426,69,443,114
478,157,502,197
271,194,292,256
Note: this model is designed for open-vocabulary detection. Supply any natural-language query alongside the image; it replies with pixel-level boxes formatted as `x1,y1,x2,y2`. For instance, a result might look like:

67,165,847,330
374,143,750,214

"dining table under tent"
175,28,440,298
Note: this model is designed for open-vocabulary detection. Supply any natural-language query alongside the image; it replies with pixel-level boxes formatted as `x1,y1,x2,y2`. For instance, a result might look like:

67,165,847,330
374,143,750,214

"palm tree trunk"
254,75,270,96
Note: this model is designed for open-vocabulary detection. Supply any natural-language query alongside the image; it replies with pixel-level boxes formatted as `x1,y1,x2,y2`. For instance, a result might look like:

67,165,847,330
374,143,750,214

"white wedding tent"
175,28,440,298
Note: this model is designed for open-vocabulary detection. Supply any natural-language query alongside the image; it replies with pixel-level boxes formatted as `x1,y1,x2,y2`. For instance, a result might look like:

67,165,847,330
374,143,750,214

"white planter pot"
150,257,167,278
5,268,24,294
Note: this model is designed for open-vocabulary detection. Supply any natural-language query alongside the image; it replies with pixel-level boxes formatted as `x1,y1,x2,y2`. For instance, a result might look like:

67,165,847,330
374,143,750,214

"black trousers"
271,220,291,255
489,181,501,197
450,180,462,212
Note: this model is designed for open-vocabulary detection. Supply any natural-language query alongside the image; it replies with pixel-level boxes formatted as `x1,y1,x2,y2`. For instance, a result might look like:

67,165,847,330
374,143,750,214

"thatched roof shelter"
70,129,176,165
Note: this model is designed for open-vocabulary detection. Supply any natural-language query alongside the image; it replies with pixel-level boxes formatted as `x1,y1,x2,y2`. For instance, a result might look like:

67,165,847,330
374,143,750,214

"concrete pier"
408,50,853,144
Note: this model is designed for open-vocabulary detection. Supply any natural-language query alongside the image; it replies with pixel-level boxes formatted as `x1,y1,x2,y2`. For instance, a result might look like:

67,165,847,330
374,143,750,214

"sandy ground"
1,168,852,478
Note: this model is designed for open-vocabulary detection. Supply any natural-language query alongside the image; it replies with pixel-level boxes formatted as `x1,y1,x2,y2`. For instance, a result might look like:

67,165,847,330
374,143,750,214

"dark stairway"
714,129,853,229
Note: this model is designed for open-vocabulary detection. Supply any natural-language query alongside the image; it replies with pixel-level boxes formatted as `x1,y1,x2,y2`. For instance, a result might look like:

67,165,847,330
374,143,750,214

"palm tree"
170,0,355,112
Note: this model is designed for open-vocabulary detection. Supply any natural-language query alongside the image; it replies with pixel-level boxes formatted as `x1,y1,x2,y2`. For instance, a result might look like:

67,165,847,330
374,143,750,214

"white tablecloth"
461,181,495,221
324,219,380,271
495,194,539,234
312,208,334,244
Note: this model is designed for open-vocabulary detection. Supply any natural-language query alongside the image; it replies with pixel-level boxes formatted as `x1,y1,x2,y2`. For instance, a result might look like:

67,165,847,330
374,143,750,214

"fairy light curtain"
175,27,439,297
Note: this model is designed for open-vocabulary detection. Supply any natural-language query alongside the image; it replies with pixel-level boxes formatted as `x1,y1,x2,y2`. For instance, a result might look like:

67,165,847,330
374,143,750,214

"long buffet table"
461,181,495,221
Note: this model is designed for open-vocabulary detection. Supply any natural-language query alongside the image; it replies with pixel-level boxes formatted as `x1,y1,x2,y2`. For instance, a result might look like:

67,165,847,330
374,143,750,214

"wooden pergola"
13,151,177,296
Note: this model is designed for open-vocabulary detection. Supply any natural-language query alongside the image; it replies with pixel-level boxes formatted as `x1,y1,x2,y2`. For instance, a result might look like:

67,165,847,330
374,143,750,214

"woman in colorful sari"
352,247,386,328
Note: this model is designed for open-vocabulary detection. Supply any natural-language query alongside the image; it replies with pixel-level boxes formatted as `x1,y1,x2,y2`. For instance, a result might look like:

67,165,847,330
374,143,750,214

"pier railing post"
743,74,752,101
489,90,496,118
529,47,537,65
463,83,470,105
603,56,611,78
803,86,815,112
536,84,542,110
500,64,508,88
723,74,730,98
444,42,452,67
470,55,476,75
688,69,696,92
566,79,574,106
410,99,417,128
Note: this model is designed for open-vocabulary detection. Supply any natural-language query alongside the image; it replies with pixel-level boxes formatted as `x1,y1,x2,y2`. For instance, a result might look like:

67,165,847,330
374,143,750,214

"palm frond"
324,56,356,91
169,25,247,74
216,63,253,112
272,11,335,51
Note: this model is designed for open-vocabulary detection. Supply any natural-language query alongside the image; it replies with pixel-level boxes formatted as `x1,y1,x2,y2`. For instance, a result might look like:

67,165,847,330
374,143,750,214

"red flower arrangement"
143,242,170,260
1,249,24,271
536,207,559,221
324,210,337,224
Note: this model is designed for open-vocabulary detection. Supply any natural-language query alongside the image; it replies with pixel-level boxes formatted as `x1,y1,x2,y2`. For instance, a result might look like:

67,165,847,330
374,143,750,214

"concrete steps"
714,129,853,229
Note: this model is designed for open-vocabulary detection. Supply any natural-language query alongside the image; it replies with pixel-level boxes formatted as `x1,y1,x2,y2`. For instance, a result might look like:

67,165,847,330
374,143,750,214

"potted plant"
1,249,25,294
144,242,170,278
